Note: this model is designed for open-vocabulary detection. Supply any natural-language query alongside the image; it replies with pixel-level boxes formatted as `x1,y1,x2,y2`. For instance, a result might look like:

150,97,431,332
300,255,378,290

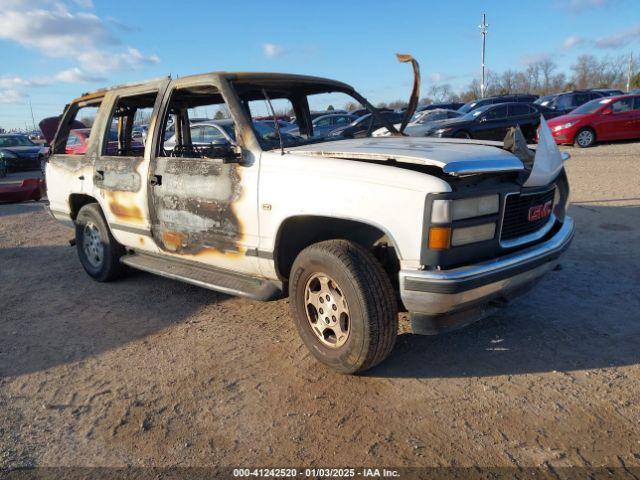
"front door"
474,104,508,140
148,80,260,275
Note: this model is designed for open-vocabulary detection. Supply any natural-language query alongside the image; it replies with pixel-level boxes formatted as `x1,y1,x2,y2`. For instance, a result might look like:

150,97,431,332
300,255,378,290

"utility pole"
627,52,633,92
479,14,489,99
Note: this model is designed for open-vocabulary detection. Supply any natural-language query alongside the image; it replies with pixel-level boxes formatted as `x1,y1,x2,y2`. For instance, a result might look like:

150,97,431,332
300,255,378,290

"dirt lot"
1,142,639,470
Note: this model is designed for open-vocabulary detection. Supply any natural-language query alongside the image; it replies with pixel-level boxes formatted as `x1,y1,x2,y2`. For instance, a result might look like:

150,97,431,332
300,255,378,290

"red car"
546,94,640,148
65,128,145,155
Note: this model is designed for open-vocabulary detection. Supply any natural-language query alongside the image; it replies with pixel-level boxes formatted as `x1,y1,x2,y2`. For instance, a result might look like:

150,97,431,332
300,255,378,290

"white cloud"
0,8,115,57
594,24,640,49
78,48,160,73
0,75,49,88
0,89,26,104
520,52,553,65
0,0,159,79
262,43,285,58
563,35,584,49
54,67,104,83
560,0,616,13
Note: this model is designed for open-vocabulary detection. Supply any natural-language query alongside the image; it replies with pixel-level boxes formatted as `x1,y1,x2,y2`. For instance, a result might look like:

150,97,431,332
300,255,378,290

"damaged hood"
285,137,524,176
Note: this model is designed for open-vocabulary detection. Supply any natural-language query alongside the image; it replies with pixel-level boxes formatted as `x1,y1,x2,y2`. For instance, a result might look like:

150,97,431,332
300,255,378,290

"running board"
120,252,282,301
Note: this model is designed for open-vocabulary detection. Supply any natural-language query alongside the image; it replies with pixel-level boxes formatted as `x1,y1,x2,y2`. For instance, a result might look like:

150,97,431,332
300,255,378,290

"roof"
72,71,353,104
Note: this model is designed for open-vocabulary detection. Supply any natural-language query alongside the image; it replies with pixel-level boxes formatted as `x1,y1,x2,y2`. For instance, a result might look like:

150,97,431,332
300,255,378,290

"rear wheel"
454,130,471,139
289,240,398,374
75,203,126,281
574,128,595,148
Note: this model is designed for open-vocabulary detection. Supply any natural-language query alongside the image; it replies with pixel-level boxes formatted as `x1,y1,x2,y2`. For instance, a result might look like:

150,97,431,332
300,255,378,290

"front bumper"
400,217,574,332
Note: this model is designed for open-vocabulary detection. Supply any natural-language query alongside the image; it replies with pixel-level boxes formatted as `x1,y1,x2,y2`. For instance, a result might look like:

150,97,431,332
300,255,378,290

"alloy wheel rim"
577,130,593,146
304,273,350,348
82,222,104,268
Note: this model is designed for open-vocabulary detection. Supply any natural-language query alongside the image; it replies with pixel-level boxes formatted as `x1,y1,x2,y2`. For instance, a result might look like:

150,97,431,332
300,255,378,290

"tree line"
370,54,639,110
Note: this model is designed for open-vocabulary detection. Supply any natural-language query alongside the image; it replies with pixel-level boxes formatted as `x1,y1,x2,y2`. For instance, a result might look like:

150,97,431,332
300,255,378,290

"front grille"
501,188,555,241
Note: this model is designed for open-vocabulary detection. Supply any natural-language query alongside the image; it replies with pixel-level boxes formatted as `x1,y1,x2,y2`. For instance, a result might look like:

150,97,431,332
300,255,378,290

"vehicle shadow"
0,244,231,378
0,199,46,217
368,202,640,378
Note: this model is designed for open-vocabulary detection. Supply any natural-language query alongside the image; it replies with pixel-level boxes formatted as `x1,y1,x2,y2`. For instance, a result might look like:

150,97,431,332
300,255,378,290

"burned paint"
94,157,143,192
106,191,144,223
149,156,244,256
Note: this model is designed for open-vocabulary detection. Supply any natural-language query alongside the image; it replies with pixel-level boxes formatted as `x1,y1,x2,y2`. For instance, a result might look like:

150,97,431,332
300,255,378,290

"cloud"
0,75,49,88
559,0,616,13
0,0,159,76
520,52,553,65
563,35,585,50
0,89,26,104
54,67,105,83
0,8,115,57
78,48,160,73
428,72,455,83
594,24,640,48
262,43,285,58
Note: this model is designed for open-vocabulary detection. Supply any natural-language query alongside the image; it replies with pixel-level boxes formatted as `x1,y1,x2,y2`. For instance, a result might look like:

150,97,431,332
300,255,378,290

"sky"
1,0,639,130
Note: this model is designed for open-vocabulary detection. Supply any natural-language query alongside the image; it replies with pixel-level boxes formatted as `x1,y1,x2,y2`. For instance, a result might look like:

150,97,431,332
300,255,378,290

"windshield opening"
232,79,396,150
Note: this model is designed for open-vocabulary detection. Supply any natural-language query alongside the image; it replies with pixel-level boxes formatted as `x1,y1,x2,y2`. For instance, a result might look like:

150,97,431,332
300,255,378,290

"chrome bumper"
400,217,574,318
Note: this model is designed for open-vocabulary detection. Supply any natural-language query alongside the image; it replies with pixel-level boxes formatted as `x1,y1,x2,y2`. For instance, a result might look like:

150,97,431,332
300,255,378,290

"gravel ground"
1,142,639,470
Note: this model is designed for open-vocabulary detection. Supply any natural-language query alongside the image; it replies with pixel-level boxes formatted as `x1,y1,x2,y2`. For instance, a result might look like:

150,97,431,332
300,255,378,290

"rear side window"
509,104,530,116
633,97,640,110
485,105,508,120
611,98,633,113
104,91,157,157
57,103,101,155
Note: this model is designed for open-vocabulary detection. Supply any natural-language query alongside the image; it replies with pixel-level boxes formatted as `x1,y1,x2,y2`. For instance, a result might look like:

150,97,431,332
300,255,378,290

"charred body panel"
150,157,243,255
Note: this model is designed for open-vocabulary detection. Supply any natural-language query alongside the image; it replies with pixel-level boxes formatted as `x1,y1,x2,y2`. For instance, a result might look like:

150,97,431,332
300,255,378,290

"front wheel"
453,130,471,139
75,203,126,282
574,128,595,148
289,240,398,374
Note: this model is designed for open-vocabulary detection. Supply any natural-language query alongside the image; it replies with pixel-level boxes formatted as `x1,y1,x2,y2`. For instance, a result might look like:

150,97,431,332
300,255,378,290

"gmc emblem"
528,201,552,222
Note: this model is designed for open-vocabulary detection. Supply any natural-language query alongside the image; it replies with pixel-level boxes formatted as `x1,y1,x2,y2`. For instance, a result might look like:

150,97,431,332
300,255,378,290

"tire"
75,203,126,282
289,240,398,374
453,130,471,139
574,128,595,148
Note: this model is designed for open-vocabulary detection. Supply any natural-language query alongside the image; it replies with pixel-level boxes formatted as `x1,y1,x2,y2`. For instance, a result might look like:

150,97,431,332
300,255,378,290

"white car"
45,71,573,374
373,108,462,137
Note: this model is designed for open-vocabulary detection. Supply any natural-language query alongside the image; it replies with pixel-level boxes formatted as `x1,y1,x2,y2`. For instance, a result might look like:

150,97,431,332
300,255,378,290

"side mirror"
601,108,613,115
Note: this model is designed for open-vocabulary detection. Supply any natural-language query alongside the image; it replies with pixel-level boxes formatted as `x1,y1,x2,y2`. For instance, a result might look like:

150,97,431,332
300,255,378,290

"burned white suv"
45,59,573,373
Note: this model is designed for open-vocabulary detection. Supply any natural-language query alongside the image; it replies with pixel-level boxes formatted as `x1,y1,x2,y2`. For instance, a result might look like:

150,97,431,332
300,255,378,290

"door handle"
150,174,162,187
93,170,104,182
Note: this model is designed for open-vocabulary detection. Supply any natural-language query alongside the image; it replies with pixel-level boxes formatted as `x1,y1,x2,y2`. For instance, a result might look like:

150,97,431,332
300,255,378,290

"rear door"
599,97,635,140
473,104,508,140
508,104,538,140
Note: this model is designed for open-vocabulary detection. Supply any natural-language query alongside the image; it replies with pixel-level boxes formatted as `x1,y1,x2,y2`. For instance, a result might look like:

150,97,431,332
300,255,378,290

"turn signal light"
428,226,451,250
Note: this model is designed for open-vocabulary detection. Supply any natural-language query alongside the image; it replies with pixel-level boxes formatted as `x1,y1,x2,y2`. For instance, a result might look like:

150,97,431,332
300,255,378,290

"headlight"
552,122,575,132
451,223,496,246
428,194,500,249
430,195,499,223
0,151,18,159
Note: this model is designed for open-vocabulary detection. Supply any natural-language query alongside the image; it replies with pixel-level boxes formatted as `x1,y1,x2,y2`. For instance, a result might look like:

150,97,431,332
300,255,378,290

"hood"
546,112,586,126
0,146,41,156
39,116,86,144
285,137,524,176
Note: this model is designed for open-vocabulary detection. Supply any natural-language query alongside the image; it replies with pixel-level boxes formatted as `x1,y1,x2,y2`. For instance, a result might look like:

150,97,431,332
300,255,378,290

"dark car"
328,111,404,138
531,103,565,120
348,107,394,118
534,90,603,116
590,88,625,97
424,102,541,141
457,94,539,115
417,102,465,112
0,134,46,172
